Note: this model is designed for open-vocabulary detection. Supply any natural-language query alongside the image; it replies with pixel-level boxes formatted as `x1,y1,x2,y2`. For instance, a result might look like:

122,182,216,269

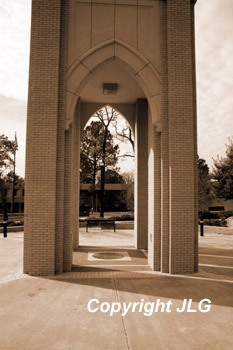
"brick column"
72,100,81,251
160,0,170,273
134,99,148,249
63,128,73,272
191,2,199,272
167,0,197,274
148,119,161,270
55,0,68,274
24,0,61,276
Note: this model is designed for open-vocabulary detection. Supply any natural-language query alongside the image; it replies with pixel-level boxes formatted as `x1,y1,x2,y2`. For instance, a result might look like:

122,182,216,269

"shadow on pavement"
43,244,233,309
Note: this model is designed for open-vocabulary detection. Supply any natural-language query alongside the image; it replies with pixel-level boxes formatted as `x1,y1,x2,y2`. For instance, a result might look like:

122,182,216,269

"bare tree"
95,106,118,164
114,124,134,153
92,106,135,159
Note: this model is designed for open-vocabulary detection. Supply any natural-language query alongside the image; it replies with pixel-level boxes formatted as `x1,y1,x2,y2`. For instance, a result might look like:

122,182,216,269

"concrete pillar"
24,0,61,276
167,0,197,274
134,99,148,249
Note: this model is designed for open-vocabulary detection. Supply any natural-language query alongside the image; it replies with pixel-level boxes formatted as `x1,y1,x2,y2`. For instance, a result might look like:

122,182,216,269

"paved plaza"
0,229,233,349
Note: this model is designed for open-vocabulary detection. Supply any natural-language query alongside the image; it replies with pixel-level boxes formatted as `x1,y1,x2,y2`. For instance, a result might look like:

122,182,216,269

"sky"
0,0,232,177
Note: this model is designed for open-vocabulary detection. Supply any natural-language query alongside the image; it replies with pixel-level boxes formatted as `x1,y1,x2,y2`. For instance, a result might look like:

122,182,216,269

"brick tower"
24,0,198,276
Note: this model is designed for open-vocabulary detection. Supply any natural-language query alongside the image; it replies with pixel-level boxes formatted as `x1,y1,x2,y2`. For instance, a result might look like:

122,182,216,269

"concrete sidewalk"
0,230,233,350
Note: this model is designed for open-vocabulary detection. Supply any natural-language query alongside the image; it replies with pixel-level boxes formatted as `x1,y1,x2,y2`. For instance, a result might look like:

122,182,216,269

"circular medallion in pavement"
93,252,125,260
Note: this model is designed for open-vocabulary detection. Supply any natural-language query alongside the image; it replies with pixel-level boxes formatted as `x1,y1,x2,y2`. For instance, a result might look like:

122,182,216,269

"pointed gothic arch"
66,39,161,132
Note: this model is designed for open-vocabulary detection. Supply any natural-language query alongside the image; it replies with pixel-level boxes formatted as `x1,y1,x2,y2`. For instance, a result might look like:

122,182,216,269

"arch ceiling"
80,59,145,104
66,40,161,129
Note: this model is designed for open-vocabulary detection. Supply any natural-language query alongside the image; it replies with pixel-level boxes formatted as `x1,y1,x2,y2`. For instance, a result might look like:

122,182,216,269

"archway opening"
72,105,149,271
70,56,151,272
79,105,134,243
